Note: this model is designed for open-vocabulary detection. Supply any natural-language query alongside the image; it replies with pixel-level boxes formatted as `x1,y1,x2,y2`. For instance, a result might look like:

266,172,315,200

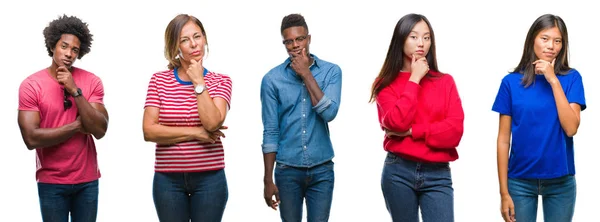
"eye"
73,48,79,54
424,36,431,40
61,45,67,49
555,39,562,44
410,36,417,39
194,35,202,39
181,39,188,43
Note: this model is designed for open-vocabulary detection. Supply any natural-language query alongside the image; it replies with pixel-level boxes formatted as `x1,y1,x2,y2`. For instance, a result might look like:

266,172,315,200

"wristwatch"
194,84,205,95
72,88,83,97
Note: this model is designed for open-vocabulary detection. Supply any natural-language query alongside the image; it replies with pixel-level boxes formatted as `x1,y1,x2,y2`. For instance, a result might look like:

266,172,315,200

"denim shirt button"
303,146,307,150
303,130,306,134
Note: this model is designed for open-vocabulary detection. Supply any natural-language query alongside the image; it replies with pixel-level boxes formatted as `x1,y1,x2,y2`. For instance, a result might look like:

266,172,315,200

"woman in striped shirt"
142,14,233,222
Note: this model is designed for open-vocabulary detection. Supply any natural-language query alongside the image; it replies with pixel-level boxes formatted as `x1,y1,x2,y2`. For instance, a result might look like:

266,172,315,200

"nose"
545,41,554,50
64,49,72,58
292,39,300,48
190,38,198,48
417,37,424,47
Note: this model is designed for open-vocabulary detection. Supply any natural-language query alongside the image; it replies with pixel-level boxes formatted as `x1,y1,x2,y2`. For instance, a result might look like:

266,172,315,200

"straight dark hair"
514,14,570,87
370,14,439,102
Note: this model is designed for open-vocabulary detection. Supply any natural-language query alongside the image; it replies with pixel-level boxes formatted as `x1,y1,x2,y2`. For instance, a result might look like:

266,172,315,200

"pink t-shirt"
18,67,104,184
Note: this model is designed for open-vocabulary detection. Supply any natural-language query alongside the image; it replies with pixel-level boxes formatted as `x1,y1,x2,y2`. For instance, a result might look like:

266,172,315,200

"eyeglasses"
63,88,72,111
282,35,308,46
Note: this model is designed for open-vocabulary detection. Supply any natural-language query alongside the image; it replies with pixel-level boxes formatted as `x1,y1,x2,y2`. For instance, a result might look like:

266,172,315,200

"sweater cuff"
411,123,427,139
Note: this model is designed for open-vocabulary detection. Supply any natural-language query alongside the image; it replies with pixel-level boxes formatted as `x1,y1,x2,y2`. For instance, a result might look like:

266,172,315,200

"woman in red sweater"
370,13,465,222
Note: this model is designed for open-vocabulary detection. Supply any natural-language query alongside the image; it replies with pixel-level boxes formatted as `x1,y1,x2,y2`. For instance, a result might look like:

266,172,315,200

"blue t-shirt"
492,69,586,179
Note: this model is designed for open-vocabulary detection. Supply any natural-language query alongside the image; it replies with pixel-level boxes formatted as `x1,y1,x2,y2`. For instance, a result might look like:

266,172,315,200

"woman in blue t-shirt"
492,14,586,222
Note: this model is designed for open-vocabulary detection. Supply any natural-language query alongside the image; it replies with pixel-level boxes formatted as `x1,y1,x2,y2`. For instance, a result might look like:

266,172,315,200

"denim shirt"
261,54,342,168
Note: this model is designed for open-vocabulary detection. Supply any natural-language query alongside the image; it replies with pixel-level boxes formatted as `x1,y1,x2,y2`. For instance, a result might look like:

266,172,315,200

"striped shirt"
144,68,232,172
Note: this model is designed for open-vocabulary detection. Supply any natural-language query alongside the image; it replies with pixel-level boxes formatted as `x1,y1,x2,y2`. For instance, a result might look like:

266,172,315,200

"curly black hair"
43,14,93,59
281,14,308,34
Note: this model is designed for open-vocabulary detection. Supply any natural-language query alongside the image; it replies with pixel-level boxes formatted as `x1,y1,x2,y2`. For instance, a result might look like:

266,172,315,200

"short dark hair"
281,14,308,34
43,14,93,59
514,14,570,87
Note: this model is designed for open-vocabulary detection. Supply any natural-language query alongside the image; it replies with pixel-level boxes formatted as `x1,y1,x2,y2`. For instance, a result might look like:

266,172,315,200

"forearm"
301,73,324,106
144,124,199,145
549,79,580,136
380,82,420,132
195,93,224,132
263,153,277,183
24,124,79,150
497,142,510,196
74,97,108,139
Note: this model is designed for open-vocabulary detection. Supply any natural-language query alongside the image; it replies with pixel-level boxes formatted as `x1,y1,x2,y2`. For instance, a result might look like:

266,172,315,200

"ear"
307,34,312,44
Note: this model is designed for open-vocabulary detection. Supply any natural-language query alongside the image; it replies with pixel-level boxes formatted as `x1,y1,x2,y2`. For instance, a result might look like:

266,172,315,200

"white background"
1,0,597,221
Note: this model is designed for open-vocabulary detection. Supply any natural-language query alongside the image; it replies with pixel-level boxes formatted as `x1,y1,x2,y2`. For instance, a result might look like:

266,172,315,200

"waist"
384,139,458,162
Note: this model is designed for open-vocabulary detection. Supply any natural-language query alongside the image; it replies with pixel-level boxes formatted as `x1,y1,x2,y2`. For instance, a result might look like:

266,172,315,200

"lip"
543,52,555,57
62,59,72,66
415,50,425,54
191,50,201,56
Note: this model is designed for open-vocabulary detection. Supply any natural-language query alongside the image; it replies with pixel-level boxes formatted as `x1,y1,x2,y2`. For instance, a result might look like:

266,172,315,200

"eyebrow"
61,41,80,49
410,31,431,35
181,32,202,39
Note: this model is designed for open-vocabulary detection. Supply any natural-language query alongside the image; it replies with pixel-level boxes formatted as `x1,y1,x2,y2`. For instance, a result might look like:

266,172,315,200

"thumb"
509,207,515,221
551,58,556,66
412,54,417,63
190,58,197,65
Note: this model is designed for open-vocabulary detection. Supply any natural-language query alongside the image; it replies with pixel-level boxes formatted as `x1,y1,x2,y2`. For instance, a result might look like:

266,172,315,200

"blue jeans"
37,179,99,222
381,153,454,222
275,160,335,222
508,175,576,222
153,170,228,222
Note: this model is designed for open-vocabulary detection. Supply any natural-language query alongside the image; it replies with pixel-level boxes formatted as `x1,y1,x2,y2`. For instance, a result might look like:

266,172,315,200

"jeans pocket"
384,153,398,164
276,163,290,170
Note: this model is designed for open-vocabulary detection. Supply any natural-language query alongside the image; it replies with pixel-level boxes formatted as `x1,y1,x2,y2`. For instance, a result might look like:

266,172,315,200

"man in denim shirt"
261,14,342,222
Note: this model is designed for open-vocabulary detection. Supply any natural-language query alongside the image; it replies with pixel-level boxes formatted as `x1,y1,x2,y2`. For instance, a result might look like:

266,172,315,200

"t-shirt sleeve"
567,71,586,111
144,74,160,108
18,79,40,111
212,75,233,108
491,76,512,115
88,76,104,104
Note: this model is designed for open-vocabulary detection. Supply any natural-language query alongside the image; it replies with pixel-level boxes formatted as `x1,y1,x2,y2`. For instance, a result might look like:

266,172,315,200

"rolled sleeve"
261,74,280,154
312,65,342,122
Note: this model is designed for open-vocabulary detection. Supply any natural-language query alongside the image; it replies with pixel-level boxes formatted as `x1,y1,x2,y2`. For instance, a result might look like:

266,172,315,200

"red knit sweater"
376,71,464,163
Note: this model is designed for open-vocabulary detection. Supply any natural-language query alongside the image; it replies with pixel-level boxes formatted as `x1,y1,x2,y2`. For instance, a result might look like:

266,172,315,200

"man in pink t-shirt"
17,15,109,222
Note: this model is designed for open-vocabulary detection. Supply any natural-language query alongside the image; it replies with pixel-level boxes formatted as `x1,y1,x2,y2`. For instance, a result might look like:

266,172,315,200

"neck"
177,60,191,81
401,56,412,72
48,61,62,79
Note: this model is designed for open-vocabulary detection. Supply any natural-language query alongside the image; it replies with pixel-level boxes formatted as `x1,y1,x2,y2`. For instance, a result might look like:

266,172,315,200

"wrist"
263,177,273,183
191,78,205,86
409,75,422,83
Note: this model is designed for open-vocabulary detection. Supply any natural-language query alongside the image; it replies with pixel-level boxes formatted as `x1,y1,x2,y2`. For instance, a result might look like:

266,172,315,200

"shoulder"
20,69,48,90
205,70,232,84
150,69,174,81
72,67,100,80
564,68,582,78
262,62,286,83
500,72,523,83
314,56,341,71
